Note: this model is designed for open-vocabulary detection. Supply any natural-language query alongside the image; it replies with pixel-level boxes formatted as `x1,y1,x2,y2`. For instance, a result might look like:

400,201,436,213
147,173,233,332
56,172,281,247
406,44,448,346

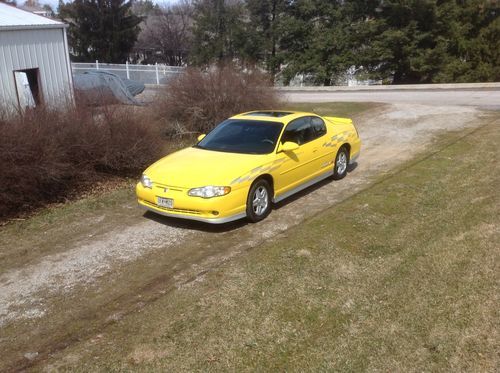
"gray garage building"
0,3,73,114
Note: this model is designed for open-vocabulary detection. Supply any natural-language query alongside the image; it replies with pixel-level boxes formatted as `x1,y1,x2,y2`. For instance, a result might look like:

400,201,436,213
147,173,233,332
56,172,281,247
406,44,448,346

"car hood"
145,147,268,188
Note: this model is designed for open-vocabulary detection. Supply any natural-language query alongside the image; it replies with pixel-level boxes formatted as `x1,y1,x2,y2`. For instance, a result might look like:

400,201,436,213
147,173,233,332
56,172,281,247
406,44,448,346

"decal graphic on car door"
309,116,334,173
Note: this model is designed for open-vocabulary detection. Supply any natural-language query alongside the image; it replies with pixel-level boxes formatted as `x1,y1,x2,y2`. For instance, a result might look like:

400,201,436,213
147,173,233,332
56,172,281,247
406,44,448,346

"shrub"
155,64,284,136
0,106,162,220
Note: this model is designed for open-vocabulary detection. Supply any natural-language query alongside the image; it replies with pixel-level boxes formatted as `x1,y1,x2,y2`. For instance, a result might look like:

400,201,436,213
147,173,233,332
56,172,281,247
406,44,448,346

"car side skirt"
139,204,247,224
273,169,334,203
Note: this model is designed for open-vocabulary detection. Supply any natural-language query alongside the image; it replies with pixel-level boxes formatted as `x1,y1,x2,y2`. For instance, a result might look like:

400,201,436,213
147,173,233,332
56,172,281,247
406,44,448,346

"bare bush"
0,106,162,219
155,65,284,136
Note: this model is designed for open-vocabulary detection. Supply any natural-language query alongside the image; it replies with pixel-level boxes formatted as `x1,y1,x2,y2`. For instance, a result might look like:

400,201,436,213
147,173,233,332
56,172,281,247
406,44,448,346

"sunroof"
244,111,293,117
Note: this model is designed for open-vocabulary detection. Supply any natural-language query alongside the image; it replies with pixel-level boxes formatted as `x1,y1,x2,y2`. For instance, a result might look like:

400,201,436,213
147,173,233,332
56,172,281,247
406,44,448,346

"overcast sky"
37,0,179,12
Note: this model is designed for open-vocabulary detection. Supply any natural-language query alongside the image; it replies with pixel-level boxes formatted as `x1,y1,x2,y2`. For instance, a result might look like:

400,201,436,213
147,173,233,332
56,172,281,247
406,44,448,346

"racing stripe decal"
323,130,353,148
230,158,287,185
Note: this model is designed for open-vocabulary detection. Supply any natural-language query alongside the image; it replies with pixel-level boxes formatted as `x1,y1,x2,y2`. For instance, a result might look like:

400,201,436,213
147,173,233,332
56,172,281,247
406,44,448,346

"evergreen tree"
357,0,440,84
434,0,499,82
245,0,286,78
358,0,499,84
59,0,141,63
190,0,248,65
279,0,377,85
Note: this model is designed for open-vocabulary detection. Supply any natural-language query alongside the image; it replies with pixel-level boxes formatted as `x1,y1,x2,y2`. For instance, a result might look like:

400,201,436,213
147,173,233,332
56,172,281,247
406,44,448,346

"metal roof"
0,3,65,31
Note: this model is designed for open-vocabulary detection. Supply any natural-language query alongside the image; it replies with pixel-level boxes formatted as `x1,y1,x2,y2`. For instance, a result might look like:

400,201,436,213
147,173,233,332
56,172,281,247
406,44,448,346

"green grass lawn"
44,117,499,371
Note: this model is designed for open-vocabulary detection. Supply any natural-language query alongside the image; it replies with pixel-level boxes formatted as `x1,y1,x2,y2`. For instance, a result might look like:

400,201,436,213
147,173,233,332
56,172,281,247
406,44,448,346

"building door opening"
14,68,42,110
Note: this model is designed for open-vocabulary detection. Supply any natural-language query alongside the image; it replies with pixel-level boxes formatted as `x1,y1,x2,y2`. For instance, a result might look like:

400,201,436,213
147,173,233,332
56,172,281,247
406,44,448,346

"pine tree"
190,0,248,65
279,0,375,85
245,0,286,78
358,0,499,84
434,0,499,82
59,0,141,63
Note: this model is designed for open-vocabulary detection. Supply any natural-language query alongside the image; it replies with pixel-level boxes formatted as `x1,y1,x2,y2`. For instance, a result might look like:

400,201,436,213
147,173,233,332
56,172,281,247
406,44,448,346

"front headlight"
140,174,153,189
188,186,231,198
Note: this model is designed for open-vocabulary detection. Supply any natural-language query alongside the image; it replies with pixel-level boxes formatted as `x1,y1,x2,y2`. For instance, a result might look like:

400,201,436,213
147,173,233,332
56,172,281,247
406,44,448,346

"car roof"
231,110,318,124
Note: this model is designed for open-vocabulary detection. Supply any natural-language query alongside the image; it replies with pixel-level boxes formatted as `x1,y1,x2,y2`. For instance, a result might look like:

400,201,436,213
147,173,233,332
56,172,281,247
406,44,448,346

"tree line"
58,0,499,85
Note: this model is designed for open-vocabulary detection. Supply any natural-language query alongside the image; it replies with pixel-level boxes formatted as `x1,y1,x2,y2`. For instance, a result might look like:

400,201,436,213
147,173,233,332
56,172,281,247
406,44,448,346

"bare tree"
133,0,193,66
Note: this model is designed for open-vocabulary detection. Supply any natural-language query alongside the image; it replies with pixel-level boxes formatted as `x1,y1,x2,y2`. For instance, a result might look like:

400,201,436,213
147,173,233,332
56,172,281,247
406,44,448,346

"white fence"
71,61,184,85
71,62,391,87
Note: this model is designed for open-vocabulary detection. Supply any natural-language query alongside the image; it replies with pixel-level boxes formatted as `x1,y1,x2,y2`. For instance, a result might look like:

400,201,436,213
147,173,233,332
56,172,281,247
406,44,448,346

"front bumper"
138,202,246,224
136,182,247,224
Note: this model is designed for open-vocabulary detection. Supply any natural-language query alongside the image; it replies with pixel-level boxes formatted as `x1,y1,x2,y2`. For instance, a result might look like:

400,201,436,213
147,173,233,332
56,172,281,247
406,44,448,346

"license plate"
157,197,173,209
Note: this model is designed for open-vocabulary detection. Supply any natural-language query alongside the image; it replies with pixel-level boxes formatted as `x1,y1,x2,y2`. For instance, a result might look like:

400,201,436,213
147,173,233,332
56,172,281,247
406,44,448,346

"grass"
39,115,499,371
286,102,379,118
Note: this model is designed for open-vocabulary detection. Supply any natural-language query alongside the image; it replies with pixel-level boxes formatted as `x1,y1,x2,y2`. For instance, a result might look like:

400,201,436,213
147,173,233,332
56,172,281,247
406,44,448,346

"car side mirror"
197,134,206,142
279,141,299,153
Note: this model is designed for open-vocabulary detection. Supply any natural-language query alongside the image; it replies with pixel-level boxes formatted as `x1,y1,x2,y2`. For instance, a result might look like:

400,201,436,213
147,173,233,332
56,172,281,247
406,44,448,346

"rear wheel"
333,146,349,180
246,179,272,222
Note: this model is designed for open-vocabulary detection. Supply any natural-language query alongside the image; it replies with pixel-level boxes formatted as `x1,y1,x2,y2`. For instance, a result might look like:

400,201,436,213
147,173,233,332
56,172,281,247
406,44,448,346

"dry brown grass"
154,64,284,136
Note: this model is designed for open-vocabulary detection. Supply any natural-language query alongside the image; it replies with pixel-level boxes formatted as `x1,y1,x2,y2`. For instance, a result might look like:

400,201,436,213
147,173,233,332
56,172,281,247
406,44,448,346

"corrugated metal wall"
0,27,73,113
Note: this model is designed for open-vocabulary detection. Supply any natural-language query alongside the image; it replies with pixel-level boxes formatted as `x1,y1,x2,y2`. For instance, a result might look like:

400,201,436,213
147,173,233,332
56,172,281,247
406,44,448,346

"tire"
246,179,272,223
333,146,349,180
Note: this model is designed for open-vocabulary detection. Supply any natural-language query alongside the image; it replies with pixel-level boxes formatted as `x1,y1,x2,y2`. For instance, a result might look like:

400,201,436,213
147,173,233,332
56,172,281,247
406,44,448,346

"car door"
309,116,335,175
273,116,324,196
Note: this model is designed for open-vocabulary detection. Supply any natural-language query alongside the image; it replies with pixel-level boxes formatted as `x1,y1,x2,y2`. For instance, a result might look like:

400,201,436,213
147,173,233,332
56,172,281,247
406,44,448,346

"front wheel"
246,179,272,223
333,146,349,180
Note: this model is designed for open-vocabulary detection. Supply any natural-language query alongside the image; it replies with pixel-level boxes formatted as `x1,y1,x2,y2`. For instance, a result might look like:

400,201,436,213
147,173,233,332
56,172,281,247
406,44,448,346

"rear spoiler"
324,116,353,125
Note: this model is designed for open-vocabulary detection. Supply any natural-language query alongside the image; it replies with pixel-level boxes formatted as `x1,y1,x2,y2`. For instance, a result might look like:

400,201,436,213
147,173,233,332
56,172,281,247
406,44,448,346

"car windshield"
195,119,283,155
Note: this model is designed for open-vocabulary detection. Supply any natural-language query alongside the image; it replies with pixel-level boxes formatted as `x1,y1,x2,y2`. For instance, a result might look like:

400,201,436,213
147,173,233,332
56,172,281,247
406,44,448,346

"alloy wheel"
252,186,269,216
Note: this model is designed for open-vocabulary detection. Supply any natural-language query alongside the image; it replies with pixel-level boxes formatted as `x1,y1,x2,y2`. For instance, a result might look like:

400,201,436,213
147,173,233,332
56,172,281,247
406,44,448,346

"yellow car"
136,111,361,224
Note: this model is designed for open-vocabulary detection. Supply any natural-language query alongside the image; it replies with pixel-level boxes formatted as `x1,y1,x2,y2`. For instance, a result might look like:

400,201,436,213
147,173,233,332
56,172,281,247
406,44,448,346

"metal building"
0,3,73,114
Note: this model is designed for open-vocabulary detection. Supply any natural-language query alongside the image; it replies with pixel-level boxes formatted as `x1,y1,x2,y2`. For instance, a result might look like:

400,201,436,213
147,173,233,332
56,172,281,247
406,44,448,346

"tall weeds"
0,106,162,219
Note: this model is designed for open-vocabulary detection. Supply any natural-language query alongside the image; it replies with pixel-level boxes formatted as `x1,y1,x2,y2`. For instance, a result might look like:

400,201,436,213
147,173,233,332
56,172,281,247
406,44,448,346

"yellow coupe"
137,111,361,223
